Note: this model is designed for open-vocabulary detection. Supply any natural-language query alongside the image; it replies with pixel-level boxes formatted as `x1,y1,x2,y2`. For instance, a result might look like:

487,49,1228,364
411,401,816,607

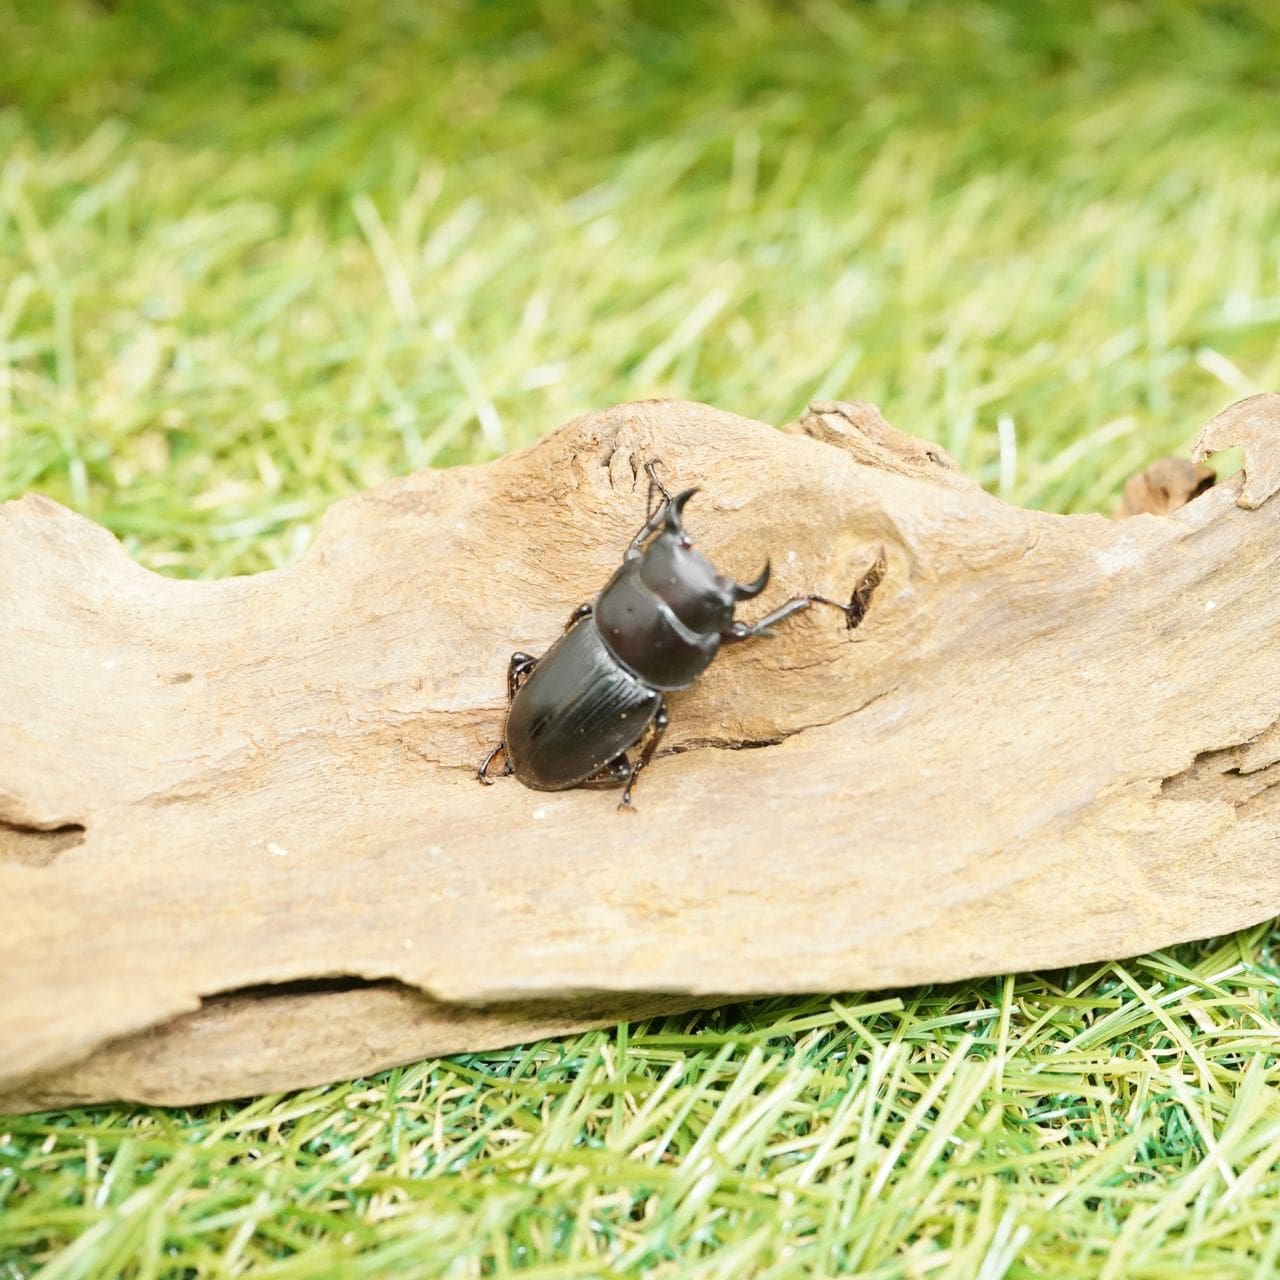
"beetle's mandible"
478,461,882,808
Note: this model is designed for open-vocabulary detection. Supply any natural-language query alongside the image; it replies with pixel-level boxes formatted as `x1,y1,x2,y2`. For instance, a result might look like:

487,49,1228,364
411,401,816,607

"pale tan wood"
2,395,1278,1112
0,986,715,1111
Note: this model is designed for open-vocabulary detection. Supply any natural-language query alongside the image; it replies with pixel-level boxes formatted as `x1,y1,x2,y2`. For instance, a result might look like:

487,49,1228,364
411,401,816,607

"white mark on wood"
266,841,289,858
1090,536,1143,575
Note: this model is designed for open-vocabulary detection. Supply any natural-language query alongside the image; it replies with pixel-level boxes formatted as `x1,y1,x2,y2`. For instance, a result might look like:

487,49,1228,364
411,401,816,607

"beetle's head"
639,488,770,635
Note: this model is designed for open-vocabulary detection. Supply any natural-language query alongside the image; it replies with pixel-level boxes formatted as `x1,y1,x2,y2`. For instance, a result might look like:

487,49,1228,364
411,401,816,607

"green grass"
3,1,1280,1274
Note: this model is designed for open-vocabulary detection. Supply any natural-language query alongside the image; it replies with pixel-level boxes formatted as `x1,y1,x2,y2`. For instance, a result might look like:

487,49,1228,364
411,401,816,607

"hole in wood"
0,819,86,867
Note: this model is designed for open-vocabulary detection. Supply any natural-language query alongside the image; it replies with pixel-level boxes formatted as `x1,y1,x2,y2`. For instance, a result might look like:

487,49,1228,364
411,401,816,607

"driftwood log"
2,395,1278,1112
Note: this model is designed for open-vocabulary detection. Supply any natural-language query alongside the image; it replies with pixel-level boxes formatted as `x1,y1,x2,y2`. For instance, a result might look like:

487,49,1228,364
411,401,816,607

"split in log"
2,394,1278,1112
1116,457,1216,518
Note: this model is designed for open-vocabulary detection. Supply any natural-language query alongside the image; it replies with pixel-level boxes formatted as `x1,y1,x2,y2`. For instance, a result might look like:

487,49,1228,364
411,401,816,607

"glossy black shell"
594,558,723,691
504,616,662,790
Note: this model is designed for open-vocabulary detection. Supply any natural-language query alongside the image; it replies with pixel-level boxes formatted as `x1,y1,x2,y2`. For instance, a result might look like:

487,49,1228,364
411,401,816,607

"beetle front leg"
722,595,842,642
618,700,669,810
624,460,677,560
644,459,674,517
625,503,668,561
724,551,888,641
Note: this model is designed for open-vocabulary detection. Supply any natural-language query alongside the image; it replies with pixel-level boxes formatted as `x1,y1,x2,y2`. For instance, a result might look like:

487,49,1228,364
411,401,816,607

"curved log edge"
2,394,1278,1113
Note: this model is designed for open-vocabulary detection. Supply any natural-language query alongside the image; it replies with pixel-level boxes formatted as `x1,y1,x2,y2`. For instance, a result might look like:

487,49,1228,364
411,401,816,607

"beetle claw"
477,741,510,784
732,560,771,601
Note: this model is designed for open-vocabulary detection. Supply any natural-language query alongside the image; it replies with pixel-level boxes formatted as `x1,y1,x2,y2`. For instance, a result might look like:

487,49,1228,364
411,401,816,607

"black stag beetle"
478,461,883,808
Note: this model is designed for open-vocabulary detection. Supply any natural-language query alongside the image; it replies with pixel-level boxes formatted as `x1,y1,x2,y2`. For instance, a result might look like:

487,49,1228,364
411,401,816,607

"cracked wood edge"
1,395,1279,1110
0,984,719,1112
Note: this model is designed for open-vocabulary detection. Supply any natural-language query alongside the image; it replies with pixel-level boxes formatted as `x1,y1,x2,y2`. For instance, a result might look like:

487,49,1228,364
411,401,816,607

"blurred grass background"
3,1,1280,1275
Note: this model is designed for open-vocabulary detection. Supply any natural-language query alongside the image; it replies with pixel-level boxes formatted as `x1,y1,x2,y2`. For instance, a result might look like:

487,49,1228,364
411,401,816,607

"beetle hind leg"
477,741,512,785
579,753,633,789
478,651,540,786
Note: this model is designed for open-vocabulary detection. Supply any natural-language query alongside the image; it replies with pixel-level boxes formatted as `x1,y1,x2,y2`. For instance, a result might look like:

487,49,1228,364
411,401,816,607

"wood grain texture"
3,395,1278,1112
0,985,717,1112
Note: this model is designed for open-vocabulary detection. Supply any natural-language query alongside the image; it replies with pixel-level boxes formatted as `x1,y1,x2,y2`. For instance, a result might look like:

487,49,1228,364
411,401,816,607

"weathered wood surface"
2,395,1278,1112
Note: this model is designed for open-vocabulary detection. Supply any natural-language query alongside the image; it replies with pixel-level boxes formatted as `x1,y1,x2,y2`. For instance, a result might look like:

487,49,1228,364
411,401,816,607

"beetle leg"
564,603,593,632
644,459,673,516
479,651,539,785
618,700,669,810
722,595,827,642
507,651,539,700
724,551,887,642
579,753,632,789
624,461,677,560
625,504,669,561
477,741,511,785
